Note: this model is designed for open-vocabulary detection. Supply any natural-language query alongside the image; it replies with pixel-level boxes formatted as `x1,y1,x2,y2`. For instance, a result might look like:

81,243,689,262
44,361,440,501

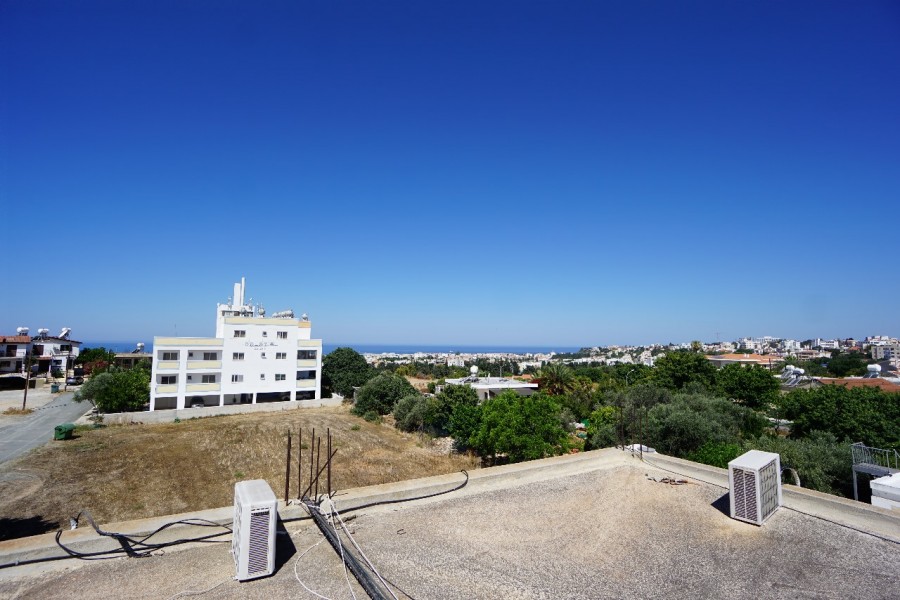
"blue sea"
84,341,581,356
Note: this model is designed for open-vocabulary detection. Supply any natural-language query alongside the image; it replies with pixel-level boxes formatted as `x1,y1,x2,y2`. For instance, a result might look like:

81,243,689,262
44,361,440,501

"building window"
188,352,194,358
260,374,265,380
261,353,266,359
187,376,193,381
203,352,217,361
232,374,243,383
276,352,286,360
277,331,288,339
275,373,286,381
262,331,268,337
298,350,317,360
201,374,216,384
162,352,179,361
234,330,246,338
296,370,315,380
161,376,177,385
233,353,244,361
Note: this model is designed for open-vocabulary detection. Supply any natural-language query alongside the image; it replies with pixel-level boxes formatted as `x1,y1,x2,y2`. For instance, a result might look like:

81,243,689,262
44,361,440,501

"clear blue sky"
2,1,898,347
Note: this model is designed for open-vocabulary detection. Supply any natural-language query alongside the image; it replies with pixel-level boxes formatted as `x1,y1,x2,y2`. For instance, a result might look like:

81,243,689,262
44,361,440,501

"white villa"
149,278,322,411
437,367,538,400
0,328,81,375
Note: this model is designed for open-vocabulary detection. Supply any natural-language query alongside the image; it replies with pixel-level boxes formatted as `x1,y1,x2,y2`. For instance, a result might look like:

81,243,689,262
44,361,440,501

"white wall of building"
150,280,323,411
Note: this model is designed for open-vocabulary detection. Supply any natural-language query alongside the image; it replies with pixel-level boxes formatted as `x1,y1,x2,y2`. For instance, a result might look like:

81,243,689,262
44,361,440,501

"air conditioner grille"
733,467,757,522
759,459,780,521
247,509,271,576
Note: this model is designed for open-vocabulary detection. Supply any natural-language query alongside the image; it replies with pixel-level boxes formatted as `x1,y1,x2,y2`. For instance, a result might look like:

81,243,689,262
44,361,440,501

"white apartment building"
149,278,322,411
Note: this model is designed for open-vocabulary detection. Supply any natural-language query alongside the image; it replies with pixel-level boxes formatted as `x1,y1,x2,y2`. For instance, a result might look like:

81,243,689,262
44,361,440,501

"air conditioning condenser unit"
728,450,782,525
233,479,278,581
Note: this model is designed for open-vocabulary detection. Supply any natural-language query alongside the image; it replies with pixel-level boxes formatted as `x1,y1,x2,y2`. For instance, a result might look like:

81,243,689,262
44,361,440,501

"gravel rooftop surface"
1,460,897,600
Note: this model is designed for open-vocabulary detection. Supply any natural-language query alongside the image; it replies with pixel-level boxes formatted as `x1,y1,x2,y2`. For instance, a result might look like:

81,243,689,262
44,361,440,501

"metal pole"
297,428,302,500
284,431,292,502
309,428,315,498
22,353,32,411
327,428,332,497
315,436,322,499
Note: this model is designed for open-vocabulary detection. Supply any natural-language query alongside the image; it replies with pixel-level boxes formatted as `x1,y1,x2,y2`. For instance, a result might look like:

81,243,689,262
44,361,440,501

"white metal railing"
851,442,900,470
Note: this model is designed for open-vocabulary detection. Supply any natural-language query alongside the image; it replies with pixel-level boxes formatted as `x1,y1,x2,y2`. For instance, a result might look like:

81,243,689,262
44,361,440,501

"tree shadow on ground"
0,516,59,541
711,492,730,517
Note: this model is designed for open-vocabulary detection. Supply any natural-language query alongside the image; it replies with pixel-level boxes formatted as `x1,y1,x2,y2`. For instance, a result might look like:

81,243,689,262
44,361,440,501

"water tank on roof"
868,364,882,373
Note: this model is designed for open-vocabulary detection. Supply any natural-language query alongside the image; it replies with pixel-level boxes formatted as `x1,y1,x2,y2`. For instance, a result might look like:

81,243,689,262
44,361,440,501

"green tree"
644,392,766,456
825,351,869,377
556,376,597,421
584,405,619,450
471,391,569,463
448,401,483,450
536,362,576,396
352,373,416,417
322,347,374,398
715,364,779,409
74,367,150,413
75,347,117,365
430,384,479,434
776,385,900,450
652,350,717,391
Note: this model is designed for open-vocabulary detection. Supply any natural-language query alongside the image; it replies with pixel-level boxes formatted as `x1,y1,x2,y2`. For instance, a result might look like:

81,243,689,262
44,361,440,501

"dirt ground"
0,405,477,540
0,386,59,424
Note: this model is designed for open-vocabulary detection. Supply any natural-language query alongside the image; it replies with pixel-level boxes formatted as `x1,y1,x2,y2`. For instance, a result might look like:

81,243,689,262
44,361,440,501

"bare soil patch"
0,405,477,539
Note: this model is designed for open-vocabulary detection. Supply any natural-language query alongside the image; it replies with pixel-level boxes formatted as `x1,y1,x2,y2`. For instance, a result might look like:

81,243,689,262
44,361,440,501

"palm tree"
536,362,576,396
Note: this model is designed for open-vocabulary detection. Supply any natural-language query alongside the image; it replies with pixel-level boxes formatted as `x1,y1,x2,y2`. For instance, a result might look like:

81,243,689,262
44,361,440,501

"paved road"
0,392,91,464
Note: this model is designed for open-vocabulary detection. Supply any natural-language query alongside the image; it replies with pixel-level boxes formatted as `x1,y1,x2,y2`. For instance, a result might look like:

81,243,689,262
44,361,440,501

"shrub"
684,441,743,468
393,394,430,432
644,392,766,456
353,373,417,416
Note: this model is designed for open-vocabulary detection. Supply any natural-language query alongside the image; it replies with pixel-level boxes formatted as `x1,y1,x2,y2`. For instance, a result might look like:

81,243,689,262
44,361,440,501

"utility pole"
22,351,32,411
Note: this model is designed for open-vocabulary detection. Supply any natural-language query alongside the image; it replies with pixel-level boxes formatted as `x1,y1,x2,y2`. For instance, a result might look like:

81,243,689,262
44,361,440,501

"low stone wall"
79,396,345,425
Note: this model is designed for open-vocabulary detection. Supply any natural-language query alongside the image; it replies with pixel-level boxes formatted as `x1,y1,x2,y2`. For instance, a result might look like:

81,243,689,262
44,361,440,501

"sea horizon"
82,341,583,356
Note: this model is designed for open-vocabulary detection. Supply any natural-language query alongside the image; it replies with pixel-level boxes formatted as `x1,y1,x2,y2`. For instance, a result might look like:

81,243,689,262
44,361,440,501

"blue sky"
2,1,898,347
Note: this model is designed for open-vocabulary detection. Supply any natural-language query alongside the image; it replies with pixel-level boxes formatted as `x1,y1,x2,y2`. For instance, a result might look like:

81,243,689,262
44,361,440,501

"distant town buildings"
149,278,322,411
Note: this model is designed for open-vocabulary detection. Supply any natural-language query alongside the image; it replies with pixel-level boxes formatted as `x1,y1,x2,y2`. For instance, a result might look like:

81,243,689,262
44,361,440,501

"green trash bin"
50,383,59,393
54,423,75,440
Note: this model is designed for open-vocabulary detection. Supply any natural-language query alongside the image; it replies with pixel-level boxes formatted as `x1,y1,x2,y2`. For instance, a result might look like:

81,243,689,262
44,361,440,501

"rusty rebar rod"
314,436,322,498
297,427,303,500
284,431,292,502
308,427,315,499
299,448,338,501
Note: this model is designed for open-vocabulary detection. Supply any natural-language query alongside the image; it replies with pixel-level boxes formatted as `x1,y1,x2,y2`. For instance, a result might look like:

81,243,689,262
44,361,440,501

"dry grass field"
0,405,477,540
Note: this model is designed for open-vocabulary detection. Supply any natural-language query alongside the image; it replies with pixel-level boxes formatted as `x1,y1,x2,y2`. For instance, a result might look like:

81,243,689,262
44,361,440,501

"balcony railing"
187,360,222,370
186,383,221,393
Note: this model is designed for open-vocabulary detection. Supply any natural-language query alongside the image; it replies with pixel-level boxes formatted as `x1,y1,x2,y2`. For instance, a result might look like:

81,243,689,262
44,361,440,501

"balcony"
187,360,222,370
186,383,221,393
156,384,177,394
296,359,317,368
296,379,317,389
157,361,180,370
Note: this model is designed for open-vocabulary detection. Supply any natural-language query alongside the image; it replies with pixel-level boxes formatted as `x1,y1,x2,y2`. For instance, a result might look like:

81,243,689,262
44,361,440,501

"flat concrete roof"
1,450,898,599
